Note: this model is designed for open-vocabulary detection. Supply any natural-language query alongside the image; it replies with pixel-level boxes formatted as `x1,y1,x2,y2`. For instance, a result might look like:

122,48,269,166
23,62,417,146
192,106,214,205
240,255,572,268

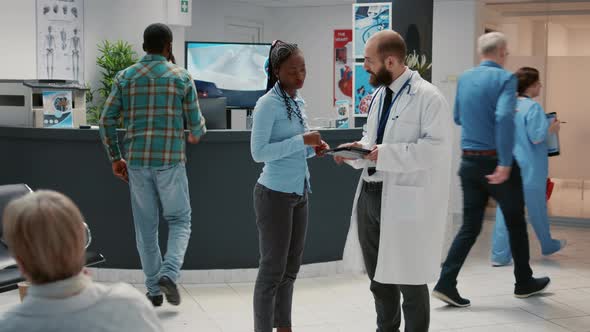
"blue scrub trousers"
492,185,561,264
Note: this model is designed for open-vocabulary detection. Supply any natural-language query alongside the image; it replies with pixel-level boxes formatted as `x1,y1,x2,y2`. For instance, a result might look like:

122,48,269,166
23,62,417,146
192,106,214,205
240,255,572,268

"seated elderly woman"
0,190,163,332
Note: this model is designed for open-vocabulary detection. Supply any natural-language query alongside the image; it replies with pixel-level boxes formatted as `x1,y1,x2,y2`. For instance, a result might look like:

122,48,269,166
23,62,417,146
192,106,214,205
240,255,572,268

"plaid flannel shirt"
99,54,206,167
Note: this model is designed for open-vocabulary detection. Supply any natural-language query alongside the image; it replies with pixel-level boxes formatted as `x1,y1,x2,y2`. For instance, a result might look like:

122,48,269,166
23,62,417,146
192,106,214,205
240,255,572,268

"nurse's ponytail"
515,67,540,97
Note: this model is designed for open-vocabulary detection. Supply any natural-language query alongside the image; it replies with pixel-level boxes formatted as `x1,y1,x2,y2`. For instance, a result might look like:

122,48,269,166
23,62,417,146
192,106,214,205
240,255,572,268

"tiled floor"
1,221,590,331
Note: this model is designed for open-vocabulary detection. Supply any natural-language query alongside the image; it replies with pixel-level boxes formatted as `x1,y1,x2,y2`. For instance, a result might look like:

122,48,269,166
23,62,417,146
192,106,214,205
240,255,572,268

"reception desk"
0,127,363,270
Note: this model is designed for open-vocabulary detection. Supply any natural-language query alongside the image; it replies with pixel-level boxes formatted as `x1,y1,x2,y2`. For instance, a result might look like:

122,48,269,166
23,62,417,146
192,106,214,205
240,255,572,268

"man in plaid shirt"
99,23,206,307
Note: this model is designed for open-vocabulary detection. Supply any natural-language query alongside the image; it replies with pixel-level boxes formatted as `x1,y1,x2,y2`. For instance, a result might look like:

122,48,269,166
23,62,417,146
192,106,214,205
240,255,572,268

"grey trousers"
253,183,309,332
357,181,430,332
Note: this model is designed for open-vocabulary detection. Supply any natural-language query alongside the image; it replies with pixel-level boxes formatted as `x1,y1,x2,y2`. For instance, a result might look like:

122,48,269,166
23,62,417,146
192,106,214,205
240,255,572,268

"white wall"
85,0,190,91
185,1,351,120
0,0,36,79
499,23,520,54
433,0,481,215
546,56,590,180
568,28,590,56
186,0,273,43
267,5,351,121
548,22,568,56
0,0,186,92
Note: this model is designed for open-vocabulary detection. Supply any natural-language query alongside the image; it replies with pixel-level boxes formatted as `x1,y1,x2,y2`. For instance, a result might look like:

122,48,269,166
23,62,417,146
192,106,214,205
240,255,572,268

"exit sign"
168,0,191,26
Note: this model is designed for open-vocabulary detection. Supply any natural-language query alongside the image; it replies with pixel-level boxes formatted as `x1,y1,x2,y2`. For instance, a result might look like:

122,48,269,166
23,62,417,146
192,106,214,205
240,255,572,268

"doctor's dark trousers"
437,156,533,290
253,183,309,332
357,181,430,332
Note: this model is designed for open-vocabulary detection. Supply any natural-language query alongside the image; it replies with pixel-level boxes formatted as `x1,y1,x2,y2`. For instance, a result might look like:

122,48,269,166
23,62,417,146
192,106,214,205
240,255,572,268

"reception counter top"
0,127,363,270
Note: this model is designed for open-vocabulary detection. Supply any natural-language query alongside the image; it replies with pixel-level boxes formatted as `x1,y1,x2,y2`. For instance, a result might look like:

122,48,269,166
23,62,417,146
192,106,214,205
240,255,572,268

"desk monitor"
198,97,227,130
185,42,271,108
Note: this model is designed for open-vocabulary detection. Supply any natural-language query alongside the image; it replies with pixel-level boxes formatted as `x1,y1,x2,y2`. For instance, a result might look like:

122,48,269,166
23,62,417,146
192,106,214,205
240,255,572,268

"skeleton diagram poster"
36,0,84,83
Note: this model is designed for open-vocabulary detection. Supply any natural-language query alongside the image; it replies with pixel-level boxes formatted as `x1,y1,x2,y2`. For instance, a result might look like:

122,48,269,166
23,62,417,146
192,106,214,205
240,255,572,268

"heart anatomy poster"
334,30,352,128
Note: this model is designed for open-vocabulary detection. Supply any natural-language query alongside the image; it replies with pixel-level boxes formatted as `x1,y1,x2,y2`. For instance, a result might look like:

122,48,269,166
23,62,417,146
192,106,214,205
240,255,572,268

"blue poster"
354,64,377,116
42,90,74,128
335,100,350,128
354,3,392,59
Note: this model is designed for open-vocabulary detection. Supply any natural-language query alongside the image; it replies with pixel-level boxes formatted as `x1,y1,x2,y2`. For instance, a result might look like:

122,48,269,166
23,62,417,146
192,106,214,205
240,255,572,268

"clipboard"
546,112,560,157
326,146,372,160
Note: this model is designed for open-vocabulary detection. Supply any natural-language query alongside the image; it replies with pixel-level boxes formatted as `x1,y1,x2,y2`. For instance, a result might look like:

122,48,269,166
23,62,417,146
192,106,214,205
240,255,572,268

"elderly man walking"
432,32,551,308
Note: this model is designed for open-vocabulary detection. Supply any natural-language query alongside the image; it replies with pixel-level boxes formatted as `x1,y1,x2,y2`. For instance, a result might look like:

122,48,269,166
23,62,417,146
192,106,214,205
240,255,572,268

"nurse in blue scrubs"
491,67,566,266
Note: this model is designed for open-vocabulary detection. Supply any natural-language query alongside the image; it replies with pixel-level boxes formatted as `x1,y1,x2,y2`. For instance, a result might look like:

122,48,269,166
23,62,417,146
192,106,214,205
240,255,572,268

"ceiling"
232,0,590,10
484,0,590,3
485,1,590,29
232,0,354,7
486,0,590,14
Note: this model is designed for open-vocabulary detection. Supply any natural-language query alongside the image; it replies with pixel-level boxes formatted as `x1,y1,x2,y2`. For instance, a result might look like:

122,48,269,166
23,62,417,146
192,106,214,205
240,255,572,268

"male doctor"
334,30,452,332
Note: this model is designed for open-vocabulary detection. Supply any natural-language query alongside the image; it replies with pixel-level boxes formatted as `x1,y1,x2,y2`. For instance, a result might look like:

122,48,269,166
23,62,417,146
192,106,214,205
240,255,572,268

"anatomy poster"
353,3,391,59
354,63,376,117
42,90,74,128
37,0,84,83
334,30,353,107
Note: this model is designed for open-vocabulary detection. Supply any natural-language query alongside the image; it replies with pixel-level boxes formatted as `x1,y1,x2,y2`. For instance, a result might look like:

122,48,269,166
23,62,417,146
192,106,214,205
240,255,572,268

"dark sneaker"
514,277,551,298
432,287,471,308
158,276,181,305
146,293,163,307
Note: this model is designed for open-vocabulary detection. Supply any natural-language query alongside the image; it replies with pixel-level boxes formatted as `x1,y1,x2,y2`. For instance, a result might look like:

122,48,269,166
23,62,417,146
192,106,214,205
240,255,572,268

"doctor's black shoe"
146,293,163,307
432,287,471,308
514,277,551,298
158,276,181,305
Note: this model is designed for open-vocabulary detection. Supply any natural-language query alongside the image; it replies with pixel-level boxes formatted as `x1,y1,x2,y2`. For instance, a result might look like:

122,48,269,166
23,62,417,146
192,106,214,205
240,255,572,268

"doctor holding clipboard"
334,30,452,332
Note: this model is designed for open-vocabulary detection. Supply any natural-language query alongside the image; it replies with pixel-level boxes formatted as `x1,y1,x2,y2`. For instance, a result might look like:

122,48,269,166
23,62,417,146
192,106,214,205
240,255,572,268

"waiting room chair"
0,184,105,293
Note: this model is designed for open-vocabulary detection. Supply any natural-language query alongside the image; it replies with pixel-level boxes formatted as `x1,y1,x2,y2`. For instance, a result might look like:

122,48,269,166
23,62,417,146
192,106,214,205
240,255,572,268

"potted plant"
405,50,432,79
86,40,138,125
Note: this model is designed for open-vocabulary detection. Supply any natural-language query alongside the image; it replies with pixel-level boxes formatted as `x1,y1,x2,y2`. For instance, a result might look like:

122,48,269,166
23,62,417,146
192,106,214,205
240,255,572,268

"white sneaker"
491,260,512,267
543,239,567,256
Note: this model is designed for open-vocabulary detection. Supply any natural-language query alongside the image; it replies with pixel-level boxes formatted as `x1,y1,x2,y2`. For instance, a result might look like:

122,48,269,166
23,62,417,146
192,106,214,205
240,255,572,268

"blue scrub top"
513,97,550,189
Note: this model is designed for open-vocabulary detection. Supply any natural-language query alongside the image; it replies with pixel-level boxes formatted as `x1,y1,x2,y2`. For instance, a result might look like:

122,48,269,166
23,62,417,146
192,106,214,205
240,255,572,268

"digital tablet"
326,146,372,160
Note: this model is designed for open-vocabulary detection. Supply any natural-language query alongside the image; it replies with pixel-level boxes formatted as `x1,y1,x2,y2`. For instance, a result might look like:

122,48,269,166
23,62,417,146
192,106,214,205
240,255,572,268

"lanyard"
376,75,413,140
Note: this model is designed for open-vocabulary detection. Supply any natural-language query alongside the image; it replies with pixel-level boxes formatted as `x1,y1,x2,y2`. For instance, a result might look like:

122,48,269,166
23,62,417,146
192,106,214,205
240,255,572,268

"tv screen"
185,42,271,108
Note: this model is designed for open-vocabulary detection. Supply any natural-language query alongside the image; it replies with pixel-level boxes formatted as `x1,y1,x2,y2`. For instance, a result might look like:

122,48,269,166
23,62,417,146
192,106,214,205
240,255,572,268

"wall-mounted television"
185,41,271,108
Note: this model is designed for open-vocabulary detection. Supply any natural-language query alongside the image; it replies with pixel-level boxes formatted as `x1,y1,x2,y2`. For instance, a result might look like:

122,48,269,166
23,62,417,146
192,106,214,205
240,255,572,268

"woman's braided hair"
266,40,304,125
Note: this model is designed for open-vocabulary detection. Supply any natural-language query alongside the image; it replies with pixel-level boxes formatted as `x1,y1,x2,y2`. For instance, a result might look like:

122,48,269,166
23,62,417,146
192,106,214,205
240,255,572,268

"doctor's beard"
368,66,393,87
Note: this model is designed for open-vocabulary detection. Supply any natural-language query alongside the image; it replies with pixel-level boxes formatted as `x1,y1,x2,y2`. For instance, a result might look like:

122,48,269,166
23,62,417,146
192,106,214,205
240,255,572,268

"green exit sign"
181,0,188,13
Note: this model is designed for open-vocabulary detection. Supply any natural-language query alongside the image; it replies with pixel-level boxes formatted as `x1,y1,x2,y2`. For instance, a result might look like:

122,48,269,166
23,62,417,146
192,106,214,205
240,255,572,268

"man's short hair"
478,32,507,56
143,23,173,53
377,32,407,62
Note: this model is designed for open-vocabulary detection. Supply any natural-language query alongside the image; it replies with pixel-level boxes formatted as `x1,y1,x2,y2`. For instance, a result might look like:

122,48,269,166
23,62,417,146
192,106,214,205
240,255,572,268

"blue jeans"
492,186,561,264
128,162,192,296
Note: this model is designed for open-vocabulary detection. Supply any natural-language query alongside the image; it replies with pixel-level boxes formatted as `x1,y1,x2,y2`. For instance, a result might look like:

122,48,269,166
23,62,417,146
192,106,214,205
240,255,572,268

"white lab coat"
343,71,453,285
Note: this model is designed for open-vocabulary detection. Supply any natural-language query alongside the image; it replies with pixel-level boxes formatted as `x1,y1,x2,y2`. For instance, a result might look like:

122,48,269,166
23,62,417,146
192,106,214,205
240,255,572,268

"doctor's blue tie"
368,87,394,176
